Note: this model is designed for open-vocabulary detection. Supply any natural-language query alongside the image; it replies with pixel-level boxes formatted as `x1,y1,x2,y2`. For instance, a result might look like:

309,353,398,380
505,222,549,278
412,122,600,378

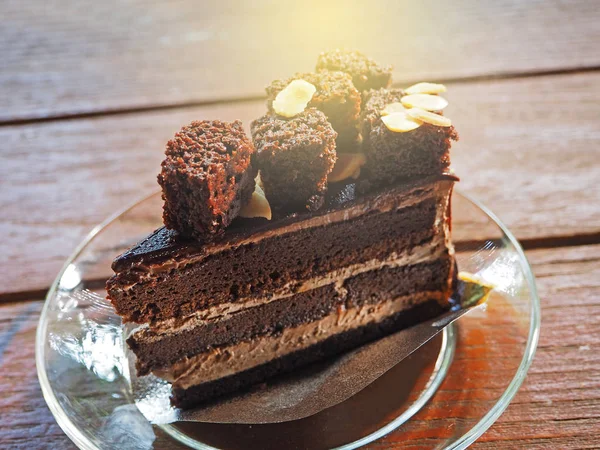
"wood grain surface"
2,71,599,298
1,244,598,449
2,0,599,122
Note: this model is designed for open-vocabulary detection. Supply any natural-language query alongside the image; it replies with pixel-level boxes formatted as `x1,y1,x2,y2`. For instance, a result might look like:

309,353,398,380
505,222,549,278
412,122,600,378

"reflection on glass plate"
36,191,540,449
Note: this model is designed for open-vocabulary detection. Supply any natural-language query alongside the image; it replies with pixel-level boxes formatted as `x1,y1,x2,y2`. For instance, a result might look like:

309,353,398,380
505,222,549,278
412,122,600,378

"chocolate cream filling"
155,291,445,390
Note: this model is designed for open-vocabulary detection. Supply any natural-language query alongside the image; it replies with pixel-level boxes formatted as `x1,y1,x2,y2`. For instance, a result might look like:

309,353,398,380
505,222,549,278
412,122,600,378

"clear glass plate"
36,191,540,450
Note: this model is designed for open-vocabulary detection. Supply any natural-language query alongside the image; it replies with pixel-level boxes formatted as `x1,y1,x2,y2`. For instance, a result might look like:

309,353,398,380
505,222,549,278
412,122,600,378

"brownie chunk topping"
316,49,392,92
158,120,256,240
266,71,361,152
251,109,337,213
360,88,458,187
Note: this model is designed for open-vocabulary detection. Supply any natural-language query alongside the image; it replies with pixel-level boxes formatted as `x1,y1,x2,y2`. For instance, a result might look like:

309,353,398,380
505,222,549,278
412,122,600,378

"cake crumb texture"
316,49,393,92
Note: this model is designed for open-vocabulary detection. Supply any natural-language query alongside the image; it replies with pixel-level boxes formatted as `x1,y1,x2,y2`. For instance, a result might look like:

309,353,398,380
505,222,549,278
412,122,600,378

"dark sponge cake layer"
158,120,256,240
171,298,446,409
251,109,337,212
360,89,458,188
108,194,439,324
129,258,453,376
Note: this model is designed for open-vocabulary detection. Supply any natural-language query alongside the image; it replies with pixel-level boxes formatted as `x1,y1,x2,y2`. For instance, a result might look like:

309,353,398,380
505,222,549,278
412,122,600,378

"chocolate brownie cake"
360,88,458,188
316,49,393,92
107,54,459,409
266,71,361,152
251,108,337,212
158,120,256,240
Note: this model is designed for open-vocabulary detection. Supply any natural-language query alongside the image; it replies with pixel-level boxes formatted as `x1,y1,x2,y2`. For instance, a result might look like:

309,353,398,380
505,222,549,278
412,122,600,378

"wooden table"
1,1,599,448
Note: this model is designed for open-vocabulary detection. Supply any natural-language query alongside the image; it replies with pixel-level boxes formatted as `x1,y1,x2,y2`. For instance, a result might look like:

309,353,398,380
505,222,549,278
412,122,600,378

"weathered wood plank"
1,244,598,448
2,72,599,296
1,0,599,122
449,72,600,244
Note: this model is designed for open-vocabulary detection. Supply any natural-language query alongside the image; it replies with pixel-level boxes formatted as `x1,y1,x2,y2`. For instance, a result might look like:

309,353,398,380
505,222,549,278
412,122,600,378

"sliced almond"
380,102,406,116
405,82,447,95
272,79,316,118
239,181,272,220
401,94,448,111
406,107,452,127
329,153,367,183
255,172,264,189
381,111,422,133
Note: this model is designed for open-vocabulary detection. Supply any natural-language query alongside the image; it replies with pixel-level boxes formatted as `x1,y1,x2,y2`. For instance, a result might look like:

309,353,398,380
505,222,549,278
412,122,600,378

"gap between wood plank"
2,65,599,128
0,289,52,305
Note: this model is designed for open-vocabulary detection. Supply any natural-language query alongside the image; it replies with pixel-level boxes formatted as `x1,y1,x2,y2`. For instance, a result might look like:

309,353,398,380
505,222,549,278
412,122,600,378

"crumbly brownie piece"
158,120,256,240
360,88,458,188
316,49,392,92
251,108,337,212
266,71,360,151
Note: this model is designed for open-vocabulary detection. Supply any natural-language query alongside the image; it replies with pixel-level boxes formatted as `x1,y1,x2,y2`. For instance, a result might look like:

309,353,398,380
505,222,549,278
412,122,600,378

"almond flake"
405,82,447,95
381,111,422,133
401,94,448,111
272,80,316,118
406,108,452,127
380,102,406,116
239,180,272,220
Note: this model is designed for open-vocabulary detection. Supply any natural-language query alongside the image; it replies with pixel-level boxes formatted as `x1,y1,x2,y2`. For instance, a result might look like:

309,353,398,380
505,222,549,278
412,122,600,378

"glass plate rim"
35,189,541,450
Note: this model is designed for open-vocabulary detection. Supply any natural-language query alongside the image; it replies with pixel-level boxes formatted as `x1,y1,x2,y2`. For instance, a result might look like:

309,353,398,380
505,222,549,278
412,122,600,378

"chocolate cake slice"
106,53,460,409
108,175,456,407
